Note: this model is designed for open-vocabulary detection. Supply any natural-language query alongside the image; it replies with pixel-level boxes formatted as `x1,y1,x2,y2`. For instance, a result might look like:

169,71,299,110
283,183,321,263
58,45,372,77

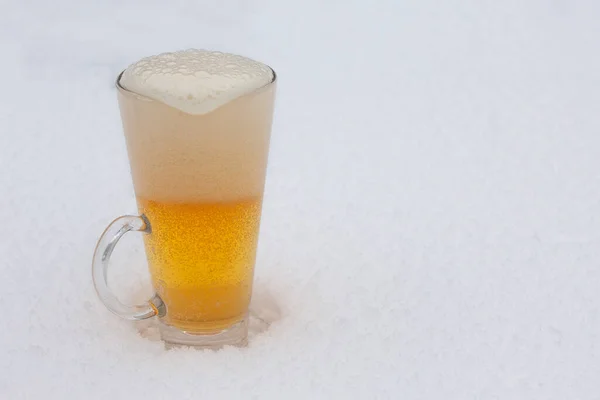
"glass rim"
115,66,277,102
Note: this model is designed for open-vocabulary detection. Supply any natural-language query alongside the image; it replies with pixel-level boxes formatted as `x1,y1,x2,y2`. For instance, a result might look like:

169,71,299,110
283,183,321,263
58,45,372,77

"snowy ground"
2,0,600,398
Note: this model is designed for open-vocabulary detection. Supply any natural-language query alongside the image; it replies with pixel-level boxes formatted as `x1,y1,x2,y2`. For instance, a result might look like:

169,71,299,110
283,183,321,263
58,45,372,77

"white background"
1,0,599,398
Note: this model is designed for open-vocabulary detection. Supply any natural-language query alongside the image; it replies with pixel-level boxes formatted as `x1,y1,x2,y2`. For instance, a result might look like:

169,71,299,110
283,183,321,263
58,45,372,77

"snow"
1,0,600,398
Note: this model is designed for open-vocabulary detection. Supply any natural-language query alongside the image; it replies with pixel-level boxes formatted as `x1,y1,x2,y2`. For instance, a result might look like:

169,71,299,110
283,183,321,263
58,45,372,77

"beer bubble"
120,49,273,115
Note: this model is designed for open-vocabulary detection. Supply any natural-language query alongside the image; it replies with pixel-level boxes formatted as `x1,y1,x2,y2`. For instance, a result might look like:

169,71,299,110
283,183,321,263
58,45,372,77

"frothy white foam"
120,49,273,115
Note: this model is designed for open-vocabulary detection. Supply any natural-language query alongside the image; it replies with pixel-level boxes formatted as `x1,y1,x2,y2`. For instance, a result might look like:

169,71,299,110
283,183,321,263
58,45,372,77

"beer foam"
120,49,273,115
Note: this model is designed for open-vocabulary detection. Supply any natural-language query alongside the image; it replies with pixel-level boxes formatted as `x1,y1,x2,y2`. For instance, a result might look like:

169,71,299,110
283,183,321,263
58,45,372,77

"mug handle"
92,215,165,320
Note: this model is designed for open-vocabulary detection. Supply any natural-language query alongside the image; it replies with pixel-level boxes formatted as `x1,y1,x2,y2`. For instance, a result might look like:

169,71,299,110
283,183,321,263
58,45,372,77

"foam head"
119,49,274,115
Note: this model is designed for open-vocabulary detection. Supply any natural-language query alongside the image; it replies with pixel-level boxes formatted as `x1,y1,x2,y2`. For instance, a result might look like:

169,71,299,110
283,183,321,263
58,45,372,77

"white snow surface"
1,0,600,398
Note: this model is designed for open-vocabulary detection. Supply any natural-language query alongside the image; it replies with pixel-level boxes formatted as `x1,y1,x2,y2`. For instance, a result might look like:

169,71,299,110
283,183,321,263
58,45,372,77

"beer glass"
92,69,276,348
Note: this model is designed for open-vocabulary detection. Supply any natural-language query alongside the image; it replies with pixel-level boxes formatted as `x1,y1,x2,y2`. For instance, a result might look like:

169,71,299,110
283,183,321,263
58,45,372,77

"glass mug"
92,68,276,348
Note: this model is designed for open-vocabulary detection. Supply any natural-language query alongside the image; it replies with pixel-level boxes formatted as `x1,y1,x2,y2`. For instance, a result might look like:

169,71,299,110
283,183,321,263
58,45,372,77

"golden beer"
139,196,263,332
115,50,275,338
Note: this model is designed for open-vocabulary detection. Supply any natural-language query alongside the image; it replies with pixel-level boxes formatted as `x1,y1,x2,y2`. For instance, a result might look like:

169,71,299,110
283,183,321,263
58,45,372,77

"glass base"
159,316,249,349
